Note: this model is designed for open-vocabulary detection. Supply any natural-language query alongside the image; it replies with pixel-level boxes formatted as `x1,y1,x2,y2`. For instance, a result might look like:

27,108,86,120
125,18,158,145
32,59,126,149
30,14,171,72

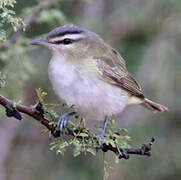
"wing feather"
94,55,144,98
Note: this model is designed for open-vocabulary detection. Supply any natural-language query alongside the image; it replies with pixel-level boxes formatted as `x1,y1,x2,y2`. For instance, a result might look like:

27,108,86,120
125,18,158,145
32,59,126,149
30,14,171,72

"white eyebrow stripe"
49,34,84,42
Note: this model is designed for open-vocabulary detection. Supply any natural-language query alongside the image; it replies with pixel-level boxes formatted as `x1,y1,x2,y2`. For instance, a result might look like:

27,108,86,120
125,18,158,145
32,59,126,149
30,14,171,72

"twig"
102,138,155,159
0,94,155,159
1,0,54,49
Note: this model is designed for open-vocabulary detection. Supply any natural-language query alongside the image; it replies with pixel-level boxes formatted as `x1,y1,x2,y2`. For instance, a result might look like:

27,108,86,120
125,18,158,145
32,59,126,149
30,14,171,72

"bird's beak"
30,38,50,47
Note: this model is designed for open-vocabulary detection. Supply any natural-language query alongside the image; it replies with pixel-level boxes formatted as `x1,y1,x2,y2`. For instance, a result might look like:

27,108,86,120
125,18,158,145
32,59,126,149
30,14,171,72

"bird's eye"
49,38,74,45
62,38,73,45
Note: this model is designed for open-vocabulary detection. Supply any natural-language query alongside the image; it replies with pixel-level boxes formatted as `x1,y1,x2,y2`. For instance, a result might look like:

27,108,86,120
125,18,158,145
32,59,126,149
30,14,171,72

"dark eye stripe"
50,38,82,45
50,38,73,45
53,38,73,45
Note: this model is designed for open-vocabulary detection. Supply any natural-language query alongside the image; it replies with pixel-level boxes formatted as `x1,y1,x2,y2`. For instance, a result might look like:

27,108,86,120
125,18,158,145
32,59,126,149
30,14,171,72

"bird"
31,24,168,140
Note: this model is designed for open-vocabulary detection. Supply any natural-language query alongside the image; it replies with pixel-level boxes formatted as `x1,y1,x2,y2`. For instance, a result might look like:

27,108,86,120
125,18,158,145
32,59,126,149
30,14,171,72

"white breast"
48,55,130,121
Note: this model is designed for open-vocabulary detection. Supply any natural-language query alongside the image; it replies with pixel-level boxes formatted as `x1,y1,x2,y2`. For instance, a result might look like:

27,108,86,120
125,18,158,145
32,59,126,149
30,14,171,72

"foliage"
48,116,131,158
36,88,47,104
0,44,35,99
0,0,34,100
0,0,25,42
36,89,132,160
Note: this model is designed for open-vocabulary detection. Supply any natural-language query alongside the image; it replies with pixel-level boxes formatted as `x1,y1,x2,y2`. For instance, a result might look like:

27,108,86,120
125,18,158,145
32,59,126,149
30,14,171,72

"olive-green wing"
94,54,144,98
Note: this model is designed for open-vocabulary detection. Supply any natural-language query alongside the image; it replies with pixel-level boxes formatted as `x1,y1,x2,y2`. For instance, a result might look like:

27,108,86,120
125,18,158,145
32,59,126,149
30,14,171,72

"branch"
1,0,54,49
0,94,155,159
102,138,155,159
0,94,56,135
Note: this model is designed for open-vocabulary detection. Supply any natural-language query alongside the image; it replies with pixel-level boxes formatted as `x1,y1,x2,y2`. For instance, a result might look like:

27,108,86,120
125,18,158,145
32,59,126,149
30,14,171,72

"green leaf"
79,133,88,137
87,148,96,156
36,88,47,103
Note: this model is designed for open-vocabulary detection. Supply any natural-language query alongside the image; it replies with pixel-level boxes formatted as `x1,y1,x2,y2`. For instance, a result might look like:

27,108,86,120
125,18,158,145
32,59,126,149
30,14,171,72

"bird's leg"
97,116,108,146
58,111,76,132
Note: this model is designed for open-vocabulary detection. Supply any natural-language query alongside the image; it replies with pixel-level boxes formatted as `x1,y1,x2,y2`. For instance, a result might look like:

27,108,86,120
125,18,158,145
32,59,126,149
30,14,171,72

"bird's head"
30,25,104,60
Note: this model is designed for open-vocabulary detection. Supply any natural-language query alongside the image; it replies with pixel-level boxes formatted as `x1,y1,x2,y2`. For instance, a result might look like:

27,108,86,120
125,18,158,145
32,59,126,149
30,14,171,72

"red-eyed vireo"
31,25,167,137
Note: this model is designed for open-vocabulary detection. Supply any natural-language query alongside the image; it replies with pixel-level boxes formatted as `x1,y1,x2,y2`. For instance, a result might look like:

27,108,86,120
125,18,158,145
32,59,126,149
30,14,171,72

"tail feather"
142,98,168,113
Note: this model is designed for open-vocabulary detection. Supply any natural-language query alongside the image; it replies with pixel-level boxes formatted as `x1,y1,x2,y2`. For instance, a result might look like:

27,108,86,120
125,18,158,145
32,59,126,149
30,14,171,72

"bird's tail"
142,98,168,113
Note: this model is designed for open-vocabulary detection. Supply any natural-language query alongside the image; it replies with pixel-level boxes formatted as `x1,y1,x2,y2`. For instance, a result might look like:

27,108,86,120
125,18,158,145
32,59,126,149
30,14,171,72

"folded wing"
94,52,144,98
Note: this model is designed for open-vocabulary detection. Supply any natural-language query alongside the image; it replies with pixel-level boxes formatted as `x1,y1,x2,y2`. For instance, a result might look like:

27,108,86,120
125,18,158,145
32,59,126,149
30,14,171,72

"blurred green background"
0,0,179,179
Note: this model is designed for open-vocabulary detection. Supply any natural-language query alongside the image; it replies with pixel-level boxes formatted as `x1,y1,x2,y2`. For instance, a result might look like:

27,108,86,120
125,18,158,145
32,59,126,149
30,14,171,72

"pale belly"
48,58,130,121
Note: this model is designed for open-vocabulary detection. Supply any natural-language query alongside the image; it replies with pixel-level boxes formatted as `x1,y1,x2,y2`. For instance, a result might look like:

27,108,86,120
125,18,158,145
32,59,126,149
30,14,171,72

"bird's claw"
58,112,76,133
58,114,69,132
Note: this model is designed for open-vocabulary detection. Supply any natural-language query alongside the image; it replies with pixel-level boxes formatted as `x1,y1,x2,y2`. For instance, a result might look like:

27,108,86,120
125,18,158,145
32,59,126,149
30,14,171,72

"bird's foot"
97,131,105,147
97,116,108,147
58,112,76,133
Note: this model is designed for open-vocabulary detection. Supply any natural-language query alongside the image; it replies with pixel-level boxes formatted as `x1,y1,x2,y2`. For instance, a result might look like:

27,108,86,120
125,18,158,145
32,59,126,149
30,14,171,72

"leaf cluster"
0,0,70,119
37,90,132,160
0,0,25,42
48,116,131,159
